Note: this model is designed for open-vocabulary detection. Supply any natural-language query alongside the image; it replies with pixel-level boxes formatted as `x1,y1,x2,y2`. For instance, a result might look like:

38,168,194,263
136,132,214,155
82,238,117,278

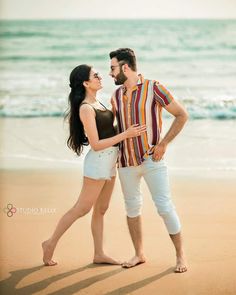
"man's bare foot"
175,255,187,273
93,254,121,265
121,255,146,268
42,240,57,266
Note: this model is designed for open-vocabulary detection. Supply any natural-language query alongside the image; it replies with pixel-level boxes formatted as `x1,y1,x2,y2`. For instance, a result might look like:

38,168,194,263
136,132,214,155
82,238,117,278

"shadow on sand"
0,264,173,295
104,267,173,295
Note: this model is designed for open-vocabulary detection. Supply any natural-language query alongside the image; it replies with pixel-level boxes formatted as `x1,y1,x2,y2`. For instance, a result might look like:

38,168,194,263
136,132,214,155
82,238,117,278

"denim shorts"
84,146,118,180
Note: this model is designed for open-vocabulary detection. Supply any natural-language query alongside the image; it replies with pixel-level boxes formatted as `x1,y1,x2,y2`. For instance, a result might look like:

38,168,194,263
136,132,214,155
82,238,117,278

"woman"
42,64,146,266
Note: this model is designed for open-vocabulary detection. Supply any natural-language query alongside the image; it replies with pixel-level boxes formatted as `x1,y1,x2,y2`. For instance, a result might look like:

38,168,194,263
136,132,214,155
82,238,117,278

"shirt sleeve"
153,81,174,107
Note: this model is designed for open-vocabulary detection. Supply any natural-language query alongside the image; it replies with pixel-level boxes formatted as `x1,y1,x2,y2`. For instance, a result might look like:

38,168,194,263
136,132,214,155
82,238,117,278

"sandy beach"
1,15,236,294
0,117,236,294
0,169,236,295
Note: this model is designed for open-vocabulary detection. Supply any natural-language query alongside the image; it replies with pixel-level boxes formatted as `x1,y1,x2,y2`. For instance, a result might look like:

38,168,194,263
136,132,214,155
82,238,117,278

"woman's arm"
110,94,116,121
79,104,146,151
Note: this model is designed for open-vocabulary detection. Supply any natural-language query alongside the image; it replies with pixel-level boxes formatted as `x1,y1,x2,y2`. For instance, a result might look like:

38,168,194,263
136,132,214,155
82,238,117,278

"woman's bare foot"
121,255,146,268
175,254,187,273
93,254,121,265
42,240,57,266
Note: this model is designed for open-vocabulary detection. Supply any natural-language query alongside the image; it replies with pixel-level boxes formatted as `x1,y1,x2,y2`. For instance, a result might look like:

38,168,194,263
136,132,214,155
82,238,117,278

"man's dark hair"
109,48,137,71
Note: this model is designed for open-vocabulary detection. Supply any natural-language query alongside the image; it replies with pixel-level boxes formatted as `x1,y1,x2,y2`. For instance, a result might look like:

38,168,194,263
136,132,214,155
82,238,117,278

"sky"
0,0,236,20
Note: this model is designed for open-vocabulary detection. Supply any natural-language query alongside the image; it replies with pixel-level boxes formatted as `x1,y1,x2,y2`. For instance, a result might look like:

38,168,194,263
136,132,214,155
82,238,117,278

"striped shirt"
112,74,174,167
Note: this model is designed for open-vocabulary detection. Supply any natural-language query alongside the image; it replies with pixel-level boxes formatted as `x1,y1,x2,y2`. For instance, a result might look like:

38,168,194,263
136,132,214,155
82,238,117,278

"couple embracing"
42,48,188,273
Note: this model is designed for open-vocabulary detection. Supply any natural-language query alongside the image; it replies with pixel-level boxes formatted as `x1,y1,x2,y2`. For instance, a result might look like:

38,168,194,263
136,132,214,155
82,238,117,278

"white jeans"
118,157,181,235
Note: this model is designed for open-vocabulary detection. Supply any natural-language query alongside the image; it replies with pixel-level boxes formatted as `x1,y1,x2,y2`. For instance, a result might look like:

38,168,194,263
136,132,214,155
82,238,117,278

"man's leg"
169,232,187,272
118,166,146,268
143,158,187,272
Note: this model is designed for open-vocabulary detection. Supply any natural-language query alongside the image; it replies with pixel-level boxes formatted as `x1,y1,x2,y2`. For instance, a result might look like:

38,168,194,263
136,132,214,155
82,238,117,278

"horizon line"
0,17,236,21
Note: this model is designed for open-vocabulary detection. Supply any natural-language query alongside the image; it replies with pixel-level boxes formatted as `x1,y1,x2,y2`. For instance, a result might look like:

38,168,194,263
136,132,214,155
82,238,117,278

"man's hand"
152,141,167,161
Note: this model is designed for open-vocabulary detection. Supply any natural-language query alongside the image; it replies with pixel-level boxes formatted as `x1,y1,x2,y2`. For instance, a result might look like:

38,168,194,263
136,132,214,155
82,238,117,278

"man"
109,48,188,273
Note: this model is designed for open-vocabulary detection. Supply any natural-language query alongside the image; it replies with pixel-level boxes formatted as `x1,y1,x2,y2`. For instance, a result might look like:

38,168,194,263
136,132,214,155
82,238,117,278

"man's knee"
152,195,173,216
157,206,181,234
157,204,176,219
125,196,142,218
156,199,176,219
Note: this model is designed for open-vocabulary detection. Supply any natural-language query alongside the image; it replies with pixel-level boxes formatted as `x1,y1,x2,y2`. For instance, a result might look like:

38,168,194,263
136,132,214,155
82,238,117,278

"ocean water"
0,19,236,119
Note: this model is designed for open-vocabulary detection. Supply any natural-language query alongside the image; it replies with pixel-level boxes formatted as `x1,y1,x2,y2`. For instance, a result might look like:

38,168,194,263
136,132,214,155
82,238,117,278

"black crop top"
81,102,117,140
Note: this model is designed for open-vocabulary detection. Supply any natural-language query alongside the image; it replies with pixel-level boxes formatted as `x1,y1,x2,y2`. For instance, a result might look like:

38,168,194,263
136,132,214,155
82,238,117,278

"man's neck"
123,72,139,90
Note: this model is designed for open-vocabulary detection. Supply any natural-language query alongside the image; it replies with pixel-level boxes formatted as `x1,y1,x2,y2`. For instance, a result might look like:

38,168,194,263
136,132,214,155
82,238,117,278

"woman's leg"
91,176,120,264
42,177,106,266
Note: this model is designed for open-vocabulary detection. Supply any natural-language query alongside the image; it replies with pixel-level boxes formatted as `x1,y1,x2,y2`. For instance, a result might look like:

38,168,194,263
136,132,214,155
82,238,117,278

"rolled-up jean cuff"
161,210,181,234
126,212,142,218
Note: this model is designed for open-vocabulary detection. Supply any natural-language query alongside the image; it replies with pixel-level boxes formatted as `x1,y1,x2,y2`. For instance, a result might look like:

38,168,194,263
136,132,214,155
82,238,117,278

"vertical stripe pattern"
114,75,174,167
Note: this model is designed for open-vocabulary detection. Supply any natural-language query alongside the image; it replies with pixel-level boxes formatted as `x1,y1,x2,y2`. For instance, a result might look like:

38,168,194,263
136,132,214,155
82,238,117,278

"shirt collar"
122,74,144,94
137,74,144,85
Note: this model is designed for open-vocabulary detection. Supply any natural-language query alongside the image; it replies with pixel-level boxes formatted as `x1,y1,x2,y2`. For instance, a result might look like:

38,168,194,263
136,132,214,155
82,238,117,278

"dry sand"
1,169,236,294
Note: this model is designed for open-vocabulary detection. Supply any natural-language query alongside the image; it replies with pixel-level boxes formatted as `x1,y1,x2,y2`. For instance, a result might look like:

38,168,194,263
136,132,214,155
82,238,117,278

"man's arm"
152,100,188,161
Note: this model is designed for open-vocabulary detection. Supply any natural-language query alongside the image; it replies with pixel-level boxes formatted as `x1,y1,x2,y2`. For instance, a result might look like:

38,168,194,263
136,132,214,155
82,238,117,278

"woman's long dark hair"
65,64,92,156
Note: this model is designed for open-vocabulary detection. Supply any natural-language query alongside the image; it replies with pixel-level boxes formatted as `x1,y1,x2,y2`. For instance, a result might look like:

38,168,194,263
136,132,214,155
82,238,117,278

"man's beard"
114,70,127,85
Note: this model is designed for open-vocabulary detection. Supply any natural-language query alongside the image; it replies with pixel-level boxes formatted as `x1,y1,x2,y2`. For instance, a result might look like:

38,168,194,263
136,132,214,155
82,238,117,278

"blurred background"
0,0,236,175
